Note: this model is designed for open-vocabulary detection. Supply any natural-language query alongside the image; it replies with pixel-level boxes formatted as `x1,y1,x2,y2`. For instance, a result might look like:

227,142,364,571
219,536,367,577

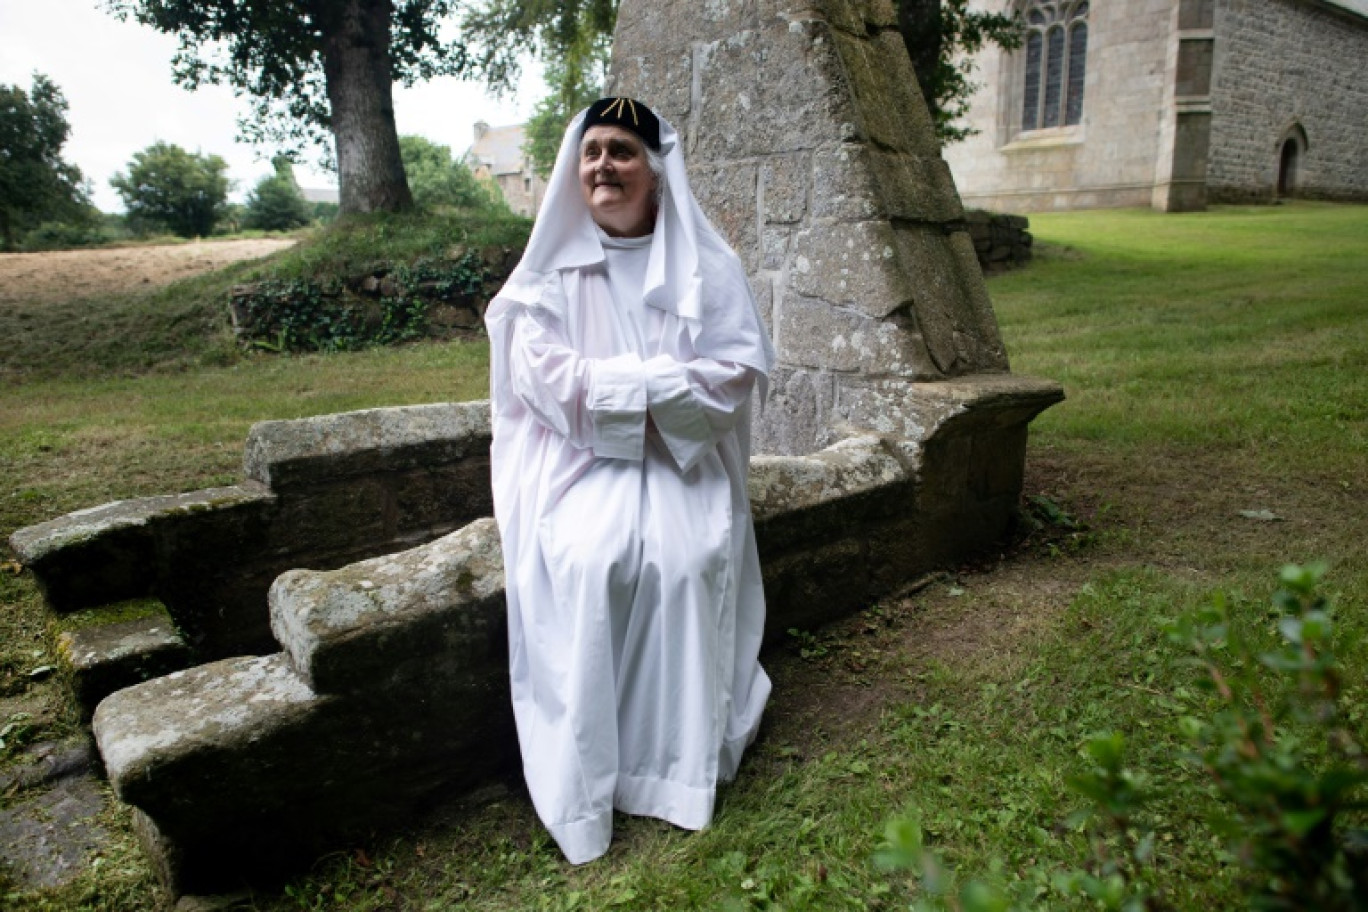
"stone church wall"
949,0,1368,210
946,0,1179,213
1208,0,1368,202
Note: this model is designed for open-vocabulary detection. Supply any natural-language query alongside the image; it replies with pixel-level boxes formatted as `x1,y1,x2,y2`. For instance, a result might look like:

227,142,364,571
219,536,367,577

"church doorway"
1278,138,1300,197
1275,124,1307,199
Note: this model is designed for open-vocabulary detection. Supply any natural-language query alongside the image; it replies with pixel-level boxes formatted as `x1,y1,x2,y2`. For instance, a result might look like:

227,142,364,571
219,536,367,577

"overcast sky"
0,0,543,212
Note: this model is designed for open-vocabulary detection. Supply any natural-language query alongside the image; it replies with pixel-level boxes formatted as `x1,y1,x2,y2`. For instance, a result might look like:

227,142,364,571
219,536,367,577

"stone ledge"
90,366,1065,895
749,434,906,520
9,485,272,566
834,372,1063,441
244,401,491,490
270,518,506,695
911,374,1067,431
13,401,497,657
8,485,274,612
94,654,323,804
58,615,192,719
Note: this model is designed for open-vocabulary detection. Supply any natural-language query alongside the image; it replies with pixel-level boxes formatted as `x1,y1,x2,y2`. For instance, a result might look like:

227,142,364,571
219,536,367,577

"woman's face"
579,125,656,238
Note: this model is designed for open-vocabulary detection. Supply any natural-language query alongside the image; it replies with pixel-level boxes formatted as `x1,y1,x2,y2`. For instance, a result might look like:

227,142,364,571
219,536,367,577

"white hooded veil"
495,107,775,380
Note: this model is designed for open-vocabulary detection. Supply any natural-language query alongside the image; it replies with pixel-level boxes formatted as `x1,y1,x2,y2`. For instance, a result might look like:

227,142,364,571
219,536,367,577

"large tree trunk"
898,0,942,112
320,0,413,214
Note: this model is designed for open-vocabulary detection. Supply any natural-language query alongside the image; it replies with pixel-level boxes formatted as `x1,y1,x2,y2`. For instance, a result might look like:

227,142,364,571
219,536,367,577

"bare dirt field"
0,238,295,306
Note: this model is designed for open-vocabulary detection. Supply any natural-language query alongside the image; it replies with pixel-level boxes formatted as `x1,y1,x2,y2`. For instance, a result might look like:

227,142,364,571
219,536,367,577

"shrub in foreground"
880,564,1367,911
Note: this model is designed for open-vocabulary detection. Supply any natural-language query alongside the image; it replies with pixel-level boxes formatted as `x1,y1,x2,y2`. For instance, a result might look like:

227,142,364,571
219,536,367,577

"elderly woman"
485,97,775,864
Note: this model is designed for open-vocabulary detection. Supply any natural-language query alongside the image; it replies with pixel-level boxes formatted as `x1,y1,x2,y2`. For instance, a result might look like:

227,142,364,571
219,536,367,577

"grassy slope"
0,211,530,381
2,203,1365,910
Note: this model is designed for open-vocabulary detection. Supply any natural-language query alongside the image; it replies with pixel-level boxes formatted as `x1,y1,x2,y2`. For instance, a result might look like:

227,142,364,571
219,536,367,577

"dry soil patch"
0,238,295,306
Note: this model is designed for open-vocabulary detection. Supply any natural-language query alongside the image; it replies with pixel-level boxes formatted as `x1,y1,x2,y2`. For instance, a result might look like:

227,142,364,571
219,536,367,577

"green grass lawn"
1,202,1365,910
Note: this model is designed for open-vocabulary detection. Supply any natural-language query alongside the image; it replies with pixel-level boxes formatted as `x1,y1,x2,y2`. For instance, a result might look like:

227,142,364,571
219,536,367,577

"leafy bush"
231,250,499,353
878,564,1368,911
400,135,505,213
21,218,105,251
1171,564,1368,909
0,74,90,250
110,141,231,238
243,158,311,232
310,200,339,224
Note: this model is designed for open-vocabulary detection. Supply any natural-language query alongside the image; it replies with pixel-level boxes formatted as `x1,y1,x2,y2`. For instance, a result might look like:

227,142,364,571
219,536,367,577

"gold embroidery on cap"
602,97,639,126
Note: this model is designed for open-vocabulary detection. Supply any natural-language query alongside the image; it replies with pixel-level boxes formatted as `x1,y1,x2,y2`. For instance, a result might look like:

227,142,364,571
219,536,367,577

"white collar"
596,226,654,250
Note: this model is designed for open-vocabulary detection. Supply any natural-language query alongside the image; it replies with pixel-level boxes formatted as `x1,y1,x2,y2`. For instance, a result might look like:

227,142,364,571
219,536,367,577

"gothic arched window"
1021,0,1089,131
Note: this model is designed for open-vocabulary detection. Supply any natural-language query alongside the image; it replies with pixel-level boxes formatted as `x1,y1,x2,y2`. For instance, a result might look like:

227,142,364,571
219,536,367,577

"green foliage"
787,627,831,661
233,251,496,353
110,141,231,238
21,210,135,250
214,201,246,235
243,158,312,232
0,74,93,250
899,0,1023,144
399,135,503,211
20,220,106,252
463,0,616,99
881,566,1368,911
103,0,471,161
311,200,340,224
1169,564,1368,909
235,278,356,353
462,0,614,178
523,56,605,180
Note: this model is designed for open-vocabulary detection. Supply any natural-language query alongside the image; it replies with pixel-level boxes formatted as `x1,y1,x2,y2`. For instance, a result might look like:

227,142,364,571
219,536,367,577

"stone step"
57,612,193,719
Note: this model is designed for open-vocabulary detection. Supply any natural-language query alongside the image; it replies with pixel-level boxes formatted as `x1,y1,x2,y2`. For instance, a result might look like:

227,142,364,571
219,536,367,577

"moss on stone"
53,598,170,634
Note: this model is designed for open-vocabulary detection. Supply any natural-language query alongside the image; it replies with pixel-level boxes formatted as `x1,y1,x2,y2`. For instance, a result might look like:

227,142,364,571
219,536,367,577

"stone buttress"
609,0,1043,454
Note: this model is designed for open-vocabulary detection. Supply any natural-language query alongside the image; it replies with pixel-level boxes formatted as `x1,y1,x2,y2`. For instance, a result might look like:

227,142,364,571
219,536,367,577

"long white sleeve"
505,305,648,461
645,356,756,474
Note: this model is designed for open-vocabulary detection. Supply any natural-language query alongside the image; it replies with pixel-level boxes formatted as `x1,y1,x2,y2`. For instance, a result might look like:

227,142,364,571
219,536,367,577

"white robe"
486,228,772,864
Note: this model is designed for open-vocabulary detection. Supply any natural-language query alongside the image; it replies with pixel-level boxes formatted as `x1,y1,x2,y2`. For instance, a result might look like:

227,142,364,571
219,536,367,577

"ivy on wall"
229,248,514,352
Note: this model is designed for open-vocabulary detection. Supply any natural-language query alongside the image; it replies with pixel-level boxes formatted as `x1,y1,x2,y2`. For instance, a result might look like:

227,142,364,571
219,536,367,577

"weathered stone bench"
11,402,496,712
72,375,1059,894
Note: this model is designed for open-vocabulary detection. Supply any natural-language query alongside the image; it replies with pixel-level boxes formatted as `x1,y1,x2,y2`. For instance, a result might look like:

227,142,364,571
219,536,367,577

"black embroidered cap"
581,97,661,151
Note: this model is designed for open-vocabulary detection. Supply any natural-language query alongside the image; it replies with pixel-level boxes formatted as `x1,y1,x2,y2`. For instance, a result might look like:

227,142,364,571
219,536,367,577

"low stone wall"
228,245,524,352
11,402,494,677
75,374,1060,895
964,211,1032,274
12,373,1060,894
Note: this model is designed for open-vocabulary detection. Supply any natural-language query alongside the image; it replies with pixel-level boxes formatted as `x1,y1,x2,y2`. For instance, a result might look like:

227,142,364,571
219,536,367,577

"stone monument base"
61,374,1063,894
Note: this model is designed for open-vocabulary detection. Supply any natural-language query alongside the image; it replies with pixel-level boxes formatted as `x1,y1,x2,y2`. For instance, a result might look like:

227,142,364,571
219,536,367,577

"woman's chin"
591,190,625,211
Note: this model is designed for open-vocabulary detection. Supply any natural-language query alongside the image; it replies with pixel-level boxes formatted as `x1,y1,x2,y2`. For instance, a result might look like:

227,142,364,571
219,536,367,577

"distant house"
299,187,339,206
943,0,1368,212
463,122,547,217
